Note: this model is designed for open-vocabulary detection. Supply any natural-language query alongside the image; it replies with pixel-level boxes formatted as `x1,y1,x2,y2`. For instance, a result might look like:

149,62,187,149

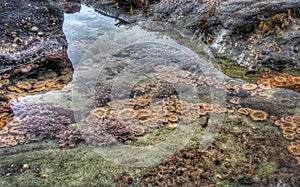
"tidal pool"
0,4,299,187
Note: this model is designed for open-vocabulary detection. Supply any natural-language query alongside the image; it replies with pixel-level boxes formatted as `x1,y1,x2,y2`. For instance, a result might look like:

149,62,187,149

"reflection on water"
0,4,300,186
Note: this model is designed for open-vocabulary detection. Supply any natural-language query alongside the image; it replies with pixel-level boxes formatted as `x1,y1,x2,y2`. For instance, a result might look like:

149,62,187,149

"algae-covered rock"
0,142,144,187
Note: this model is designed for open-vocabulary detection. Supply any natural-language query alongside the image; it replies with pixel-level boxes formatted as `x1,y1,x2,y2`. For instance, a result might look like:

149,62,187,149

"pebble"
41,174,49,178
22,164,30,170
37,31,44,36
30,26,39,32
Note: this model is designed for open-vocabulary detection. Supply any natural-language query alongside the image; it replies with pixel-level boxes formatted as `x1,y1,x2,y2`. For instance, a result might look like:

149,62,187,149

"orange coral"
250,110,268,121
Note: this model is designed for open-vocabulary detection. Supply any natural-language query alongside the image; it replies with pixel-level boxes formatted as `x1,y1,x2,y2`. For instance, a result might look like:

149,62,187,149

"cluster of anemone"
11,103,75,143
236,108,268,121
81,115,136,146
272,115,300,164
257,73,300,91
0,117,26,148
288,141,300,165
274,115,300,141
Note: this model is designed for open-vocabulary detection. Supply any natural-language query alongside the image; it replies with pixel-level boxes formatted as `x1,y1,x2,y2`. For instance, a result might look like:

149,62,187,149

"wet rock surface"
84,0,300,70
0,0,66,72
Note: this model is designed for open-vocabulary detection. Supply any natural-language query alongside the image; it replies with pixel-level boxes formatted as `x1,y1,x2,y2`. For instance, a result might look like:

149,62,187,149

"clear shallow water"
0,4,300,186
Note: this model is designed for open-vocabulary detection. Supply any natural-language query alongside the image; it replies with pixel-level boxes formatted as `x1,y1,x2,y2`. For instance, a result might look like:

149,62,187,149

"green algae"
257,162,277,176
126,117,208,150
0,142,144,187
215,58,268,83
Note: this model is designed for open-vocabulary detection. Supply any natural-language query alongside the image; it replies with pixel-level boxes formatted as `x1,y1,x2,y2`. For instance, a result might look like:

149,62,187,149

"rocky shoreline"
1,0,300,72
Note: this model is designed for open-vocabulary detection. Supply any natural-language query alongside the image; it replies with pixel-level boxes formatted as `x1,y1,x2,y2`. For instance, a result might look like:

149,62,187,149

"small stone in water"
38,31,44,36
31,26,39,32
23,164,30,170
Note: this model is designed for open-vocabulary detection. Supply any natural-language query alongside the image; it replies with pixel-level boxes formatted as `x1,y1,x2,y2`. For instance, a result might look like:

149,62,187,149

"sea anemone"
280,122,297,130
16,82,32,91
179,105,190,114
237,108,251,115
257,78,271,85
249,90,257,97
155,108,168,117
106,108,116,117
91,108,107,118
274,76,287,82
242,83,257,91
130,125,145,136
0,126,9,134
283,129,296,136
166,105,176,112
198,108,207,116
288,145,300,156
85,114,98,124
135,98,150,108
33,81,47,88
284,134,295,141
285,116,294,123
28,87,46,93
7,85,18,92
1,79,11,86
258,91,267,97
168,115,179,123
118,108,138,120
165,100,175,106
144,120,161,128
0,135,17,148
137,109,152,120
258,82,272,90
291,76,300,85
229,96,241,105
20,65,32,73
2,74,11,79
165,123,179,130
250,110,268,121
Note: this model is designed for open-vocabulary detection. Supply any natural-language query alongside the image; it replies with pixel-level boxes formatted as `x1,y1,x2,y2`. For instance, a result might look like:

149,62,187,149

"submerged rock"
84,0,300,70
